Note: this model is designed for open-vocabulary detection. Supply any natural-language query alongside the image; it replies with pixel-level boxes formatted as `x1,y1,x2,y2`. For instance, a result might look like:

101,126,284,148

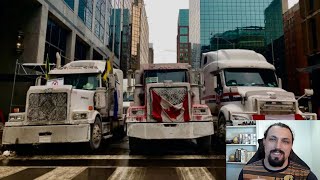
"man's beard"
267,149,286,167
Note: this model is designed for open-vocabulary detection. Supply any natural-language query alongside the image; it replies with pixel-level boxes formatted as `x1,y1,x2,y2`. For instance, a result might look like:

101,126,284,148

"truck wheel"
218,115,226,144
197,135,212,153
89,117,102,150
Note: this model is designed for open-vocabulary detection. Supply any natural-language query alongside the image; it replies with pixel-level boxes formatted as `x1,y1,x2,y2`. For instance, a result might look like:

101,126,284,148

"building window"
179,27,188,35
309,0,314,11
94,0,106,42
78,0,93,29
75,37,89,60
45,18,67,65
180,36,188,43
64,0,74,10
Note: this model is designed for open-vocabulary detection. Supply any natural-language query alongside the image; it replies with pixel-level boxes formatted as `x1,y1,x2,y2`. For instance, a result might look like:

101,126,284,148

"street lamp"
16,30,24,55
10,30,25,113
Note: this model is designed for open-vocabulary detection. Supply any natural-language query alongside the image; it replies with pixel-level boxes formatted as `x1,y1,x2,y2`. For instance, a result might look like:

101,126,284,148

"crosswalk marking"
35,167,87,180
108,167,146,180
0,167,222,180
13,155,225,160
176,167,216,180
0,167,28,178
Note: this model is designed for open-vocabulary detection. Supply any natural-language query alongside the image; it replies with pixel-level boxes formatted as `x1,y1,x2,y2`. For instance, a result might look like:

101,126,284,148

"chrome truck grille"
150,87,190,122
27,93,68,122
258,101,296,115
152,87,187,105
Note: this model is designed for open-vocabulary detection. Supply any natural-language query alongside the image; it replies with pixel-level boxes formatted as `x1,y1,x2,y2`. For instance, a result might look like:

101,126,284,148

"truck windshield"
144,70,188,83
49,74,100,90
224,68,278,87
123,92,134,101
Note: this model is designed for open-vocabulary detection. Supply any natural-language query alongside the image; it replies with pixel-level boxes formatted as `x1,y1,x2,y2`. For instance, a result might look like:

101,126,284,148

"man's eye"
283,140,290,144
269,138,276,141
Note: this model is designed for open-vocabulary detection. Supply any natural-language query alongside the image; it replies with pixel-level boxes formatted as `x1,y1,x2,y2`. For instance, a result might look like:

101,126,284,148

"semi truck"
2,60,124,150
201,49,317,140
126,63,214,152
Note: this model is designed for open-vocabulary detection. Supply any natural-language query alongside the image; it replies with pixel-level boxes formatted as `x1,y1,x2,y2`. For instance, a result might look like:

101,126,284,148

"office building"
131,0,149,71
0,0,131,119
283,3,310,96
189,0,288,69
177,9,191,65
299,0,320,116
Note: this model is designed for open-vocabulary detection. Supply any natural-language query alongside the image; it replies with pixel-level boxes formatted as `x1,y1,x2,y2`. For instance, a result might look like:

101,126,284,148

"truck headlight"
232,115,250,120
131,108,145,116
73,112,88,120
192,105,210,115
127,107,146,122
8,113,25,122
193,108,207,115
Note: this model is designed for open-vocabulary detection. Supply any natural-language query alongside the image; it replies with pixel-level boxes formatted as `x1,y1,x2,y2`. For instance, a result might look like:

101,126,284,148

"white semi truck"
126,63,214,152
201,49,317,139
2,60,124,150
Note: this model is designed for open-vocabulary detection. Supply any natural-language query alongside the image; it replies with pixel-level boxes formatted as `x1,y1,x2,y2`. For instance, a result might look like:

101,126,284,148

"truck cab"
126,63,214,152
201,49,317,140
3,60,124,150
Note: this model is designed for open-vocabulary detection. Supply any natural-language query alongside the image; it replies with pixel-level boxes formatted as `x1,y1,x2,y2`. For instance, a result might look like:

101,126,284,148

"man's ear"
263,138,266,147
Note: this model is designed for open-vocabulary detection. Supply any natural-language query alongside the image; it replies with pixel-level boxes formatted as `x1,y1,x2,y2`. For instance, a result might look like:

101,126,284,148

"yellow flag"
102,59,111,81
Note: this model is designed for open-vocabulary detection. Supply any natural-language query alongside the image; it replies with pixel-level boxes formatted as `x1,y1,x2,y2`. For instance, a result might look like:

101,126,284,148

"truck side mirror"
278,78,282,88
304,89,313,96
297,89,314,101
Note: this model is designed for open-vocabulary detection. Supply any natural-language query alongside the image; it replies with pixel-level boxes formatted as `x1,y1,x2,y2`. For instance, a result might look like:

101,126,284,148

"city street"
0,137,226,180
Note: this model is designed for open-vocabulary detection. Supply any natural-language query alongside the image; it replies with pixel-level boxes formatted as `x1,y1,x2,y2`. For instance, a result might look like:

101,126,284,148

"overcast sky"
144,0,299,64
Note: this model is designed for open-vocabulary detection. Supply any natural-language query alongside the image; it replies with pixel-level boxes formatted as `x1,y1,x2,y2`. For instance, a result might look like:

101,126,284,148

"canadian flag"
151,90,190,122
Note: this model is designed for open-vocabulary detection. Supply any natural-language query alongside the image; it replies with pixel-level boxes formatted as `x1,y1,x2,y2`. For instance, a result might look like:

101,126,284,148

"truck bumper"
2,124,90,145
127,122,214,139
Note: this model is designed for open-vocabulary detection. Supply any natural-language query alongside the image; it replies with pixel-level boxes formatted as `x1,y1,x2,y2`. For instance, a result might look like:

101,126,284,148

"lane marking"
12,155,225,160
108,167,146,180
35,167,87,180
0,167,28,178
176,167,216,180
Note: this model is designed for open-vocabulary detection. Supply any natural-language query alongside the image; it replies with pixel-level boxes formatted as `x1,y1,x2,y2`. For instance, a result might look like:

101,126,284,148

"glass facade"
63,0,74,10
131,0,149,71
190,0,285,70
94,0,106,42
75,37,89,60
45,18,68,65
109,8,122,58
78,0,93,30
177,9,191,64
121,0,133,77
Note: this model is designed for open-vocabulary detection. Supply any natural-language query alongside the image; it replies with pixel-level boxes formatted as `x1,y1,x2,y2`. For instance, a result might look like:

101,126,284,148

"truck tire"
89,117,102,150
197,135,212,153
218,115,226,145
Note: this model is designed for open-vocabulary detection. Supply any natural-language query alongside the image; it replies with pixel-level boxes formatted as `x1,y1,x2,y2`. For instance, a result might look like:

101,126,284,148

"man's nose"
275,140,282,149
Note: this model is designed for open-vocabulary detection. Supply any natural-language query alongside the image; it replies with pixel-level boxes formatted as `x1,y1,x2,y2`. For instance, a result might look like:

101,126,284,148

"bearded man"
238,122,318,180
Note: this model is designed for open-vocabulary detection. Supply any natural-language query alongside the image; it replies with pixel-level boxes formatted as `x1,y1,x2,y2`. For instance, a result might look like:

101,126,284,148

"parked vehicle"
2,60,124,150
126,63,214,152
201,49,317,139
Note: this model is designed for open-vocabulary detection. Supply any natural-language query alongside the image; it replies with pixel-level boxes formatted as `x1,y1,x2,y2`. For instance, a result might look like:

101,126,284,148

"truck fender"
89,111,102,124
218,104,244,120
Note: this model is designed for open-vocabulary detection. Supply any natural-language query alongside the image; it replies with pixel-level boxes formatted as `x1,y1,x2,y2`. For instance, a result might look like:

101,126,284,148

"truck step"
103,134,113,139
